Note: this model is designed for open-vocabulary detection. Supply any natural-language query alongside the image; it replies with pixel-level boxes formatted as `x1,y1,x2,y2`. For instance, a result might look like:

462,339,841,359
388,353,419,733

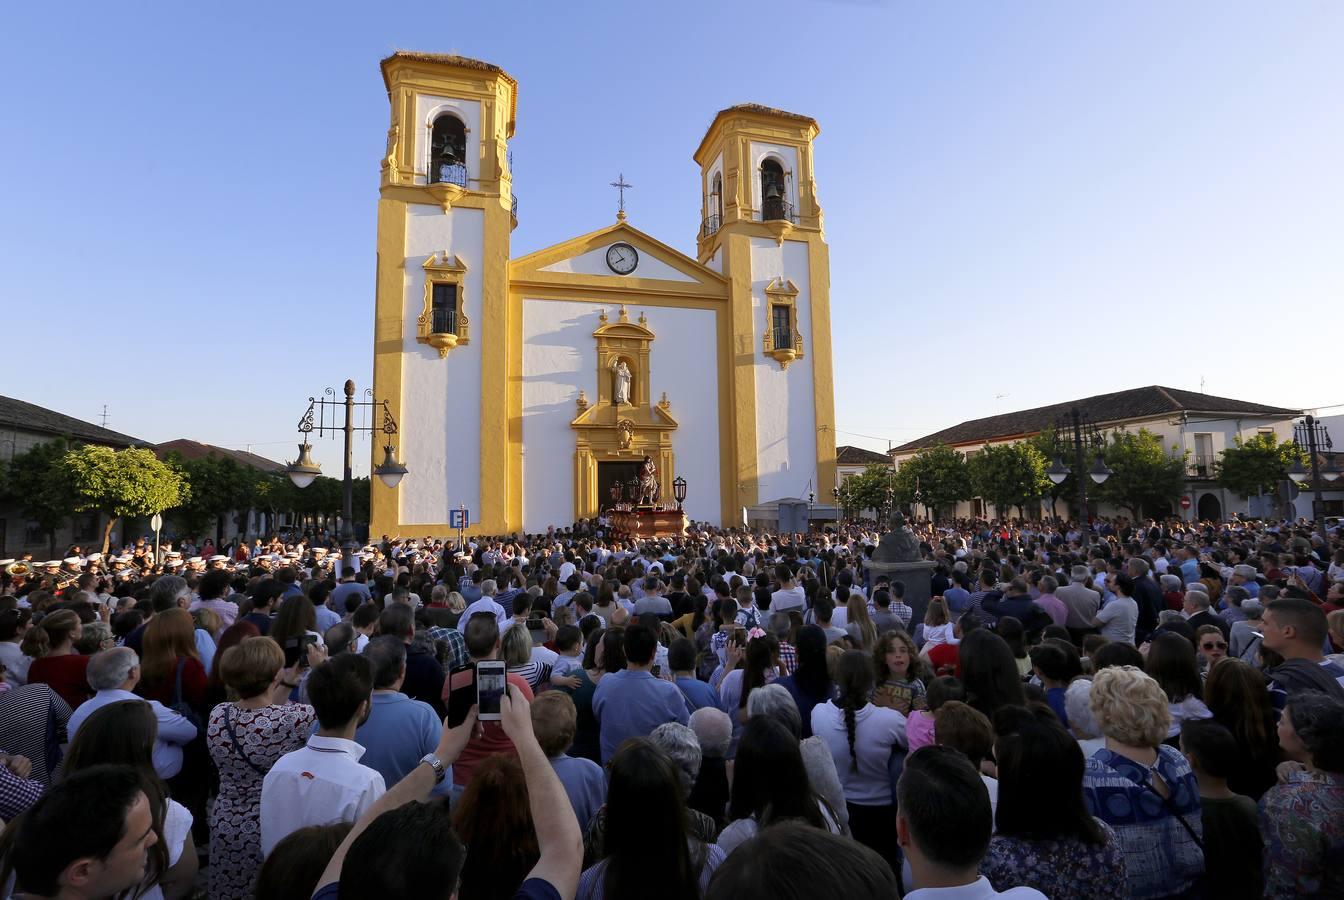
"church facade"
369,52,836,536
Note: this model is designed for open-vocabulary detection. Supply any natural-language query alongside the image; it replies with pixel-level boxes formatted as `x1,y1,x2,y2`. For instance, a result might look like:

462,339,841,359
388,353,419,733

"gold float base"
610,507,688,538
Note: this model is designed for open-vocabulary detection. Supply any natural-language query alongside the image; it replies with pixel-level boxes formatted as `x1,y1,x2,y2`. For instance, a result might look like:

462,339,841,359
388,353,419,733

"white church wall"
748,142,800,219
539,244,695,282
399,205,484,524
412,94,483,186
521,299,722,530
750,237,817,502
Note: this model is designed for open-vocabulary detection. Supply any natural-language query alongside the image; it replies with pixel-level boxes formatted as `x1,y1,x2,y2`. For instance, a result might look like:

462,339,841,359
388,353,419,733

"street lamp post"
808,490,815,533
1047,406,1112,547
286,380,407,565
1288,415,1340,548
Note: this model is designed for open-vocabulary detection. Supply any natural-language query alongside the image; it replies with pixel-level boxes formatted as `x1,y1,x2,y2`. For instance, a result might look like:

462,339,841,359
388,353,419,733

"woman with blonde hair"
205,636,312,900
1081,665,1203,899
137,608,207,710
23,609,90,709
844,594,877,650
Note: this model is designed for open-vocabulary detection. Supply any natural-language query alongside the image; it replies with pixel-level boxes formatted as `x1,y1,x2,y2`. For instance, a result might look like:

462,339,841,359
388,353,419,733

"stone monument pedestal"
867,559,937,628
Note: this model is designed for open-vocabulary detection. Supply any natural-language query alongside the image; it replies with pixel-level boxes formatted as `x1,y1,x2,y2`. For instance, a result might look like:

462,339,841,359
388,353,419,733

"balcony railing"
701,213,721,238
511,194,518,219
762,327,804,358
1188,456,1215,479
431,306,457,335
430,162,469,188
761,197,798,224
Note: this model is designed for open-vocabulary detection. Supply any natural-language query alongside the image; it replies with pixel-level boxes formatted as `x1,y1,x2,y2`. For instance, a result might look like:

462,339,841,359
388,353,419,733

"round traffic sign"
151,513,163,531
1180,496,1191,510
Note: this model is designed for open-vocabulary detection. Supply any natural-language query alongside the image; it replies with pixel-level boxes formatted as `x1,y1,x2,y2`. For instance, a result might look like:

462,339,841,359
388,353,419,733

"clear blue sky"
3,2,1341,475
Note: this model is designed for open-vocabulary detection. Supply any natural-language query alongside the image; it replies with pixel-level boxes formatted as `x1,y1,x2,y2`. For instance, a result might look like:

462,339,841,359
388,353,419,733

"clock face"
606,242,639,275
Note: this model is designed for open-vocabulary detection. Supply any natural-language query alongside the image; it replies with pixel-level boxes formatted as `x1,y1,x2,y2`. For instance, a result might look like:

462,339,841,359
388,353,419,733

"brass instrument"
4,561,30,577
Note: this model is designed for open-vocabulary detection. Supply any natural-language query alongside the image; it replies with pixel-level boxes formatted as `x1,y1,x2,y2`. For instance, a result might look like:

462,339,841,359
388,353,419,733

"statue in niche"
610,358,632,405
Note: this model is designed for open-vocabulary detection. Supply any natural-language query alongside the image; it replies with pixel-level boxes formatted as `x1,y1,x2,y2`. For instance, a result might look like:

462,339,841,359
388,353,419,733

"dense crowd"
0,512,1341,900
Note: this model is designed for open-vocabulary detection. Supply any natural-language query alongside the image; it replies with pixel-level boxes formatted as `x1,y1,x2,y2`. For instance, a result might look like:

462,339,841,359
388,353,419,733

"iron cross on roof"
610,173,632,220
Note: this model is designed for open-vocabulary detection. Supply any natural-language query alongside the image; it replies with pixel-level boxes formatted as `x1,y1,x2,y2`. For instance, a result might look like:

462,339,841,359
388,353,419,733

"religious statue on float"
635,454,660,506
610,358,633,406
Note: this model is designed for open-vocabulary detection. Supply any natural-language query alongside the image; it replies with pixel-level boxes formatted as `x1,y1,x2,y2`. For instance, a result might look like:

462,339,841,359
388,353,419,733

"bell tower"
692,105,836,513
371,52,519,537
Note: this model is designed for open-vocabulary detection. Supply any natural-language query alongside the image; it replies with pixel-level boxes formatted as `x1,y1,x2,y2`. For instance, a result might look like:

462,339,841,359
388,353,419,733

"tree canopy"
61,445,186,555
1,438,77,557
893,444,971,516
966,441,1051,519
1216,432,1304,498
1093,428,1187,518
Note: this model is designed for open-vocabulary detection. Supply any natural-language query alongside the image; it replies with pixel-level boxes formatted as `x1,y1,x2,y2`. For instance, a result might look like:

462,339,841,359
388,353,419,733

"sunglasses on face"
1201,641,1228,651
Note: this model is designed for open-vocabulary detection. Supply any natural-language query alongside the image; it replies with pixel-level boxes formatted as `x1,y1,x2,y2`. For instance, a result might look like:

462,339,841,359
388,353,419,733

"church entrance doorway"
598,461,642,510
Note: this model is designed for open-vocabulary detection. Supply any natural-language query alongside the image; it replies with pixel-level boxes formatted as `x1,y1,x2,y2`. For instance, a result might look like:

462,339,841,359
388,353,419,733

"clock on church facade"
370,51,836,536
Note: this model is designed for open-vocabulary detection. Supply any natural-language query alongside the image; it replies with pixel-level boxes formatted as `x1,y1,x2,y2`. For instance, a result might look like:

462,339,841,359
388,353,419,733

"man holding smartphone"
441,613,535,789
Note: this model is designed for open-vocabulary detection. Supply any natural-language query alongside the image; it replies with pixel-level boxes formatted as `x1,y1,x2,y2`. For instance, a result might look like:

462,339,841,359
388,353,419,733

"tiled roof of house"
837,445,891,466
0,395,144,447
891,386,1300,454
155,439,285,474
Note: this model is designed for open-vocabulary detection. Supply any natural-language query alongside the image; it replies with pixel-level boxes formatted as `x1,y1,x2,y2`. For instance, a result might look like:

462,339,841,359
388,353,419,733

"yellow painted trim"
370,198,408,538
480,197,514,535
510,219,729,291
719,232,760,512
512,290,723,312
808,238,837,497
416,253,470,355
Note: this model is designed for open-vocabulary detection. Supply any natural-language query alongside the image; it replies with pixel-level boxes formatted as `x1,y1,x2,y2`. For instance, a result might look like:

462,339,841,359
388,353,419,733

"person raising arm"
311,686,583,900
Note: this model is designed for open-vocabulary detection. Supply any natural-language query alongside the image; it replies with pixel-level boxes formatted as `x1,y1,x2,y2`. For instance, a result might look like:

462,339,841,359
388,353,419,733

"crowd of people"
0,510,1341,899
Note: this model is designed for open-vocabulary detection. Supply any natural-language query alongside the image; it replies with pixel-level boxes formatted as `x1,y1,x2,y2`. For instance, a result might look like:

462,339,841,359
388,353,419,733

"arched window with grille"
760,158,788,221
429,114,467,186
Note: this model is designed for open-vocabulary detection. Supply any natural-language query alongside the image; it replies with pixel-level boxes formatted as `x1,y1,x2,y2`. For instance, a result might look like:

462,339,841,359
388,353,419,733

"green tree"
1216,433,1304,499
966,442,1051,520
841,465,897,517
1094,428,1187,519
893,444,971,518
61,445,186,555
1,438,77,558
169,453,256,543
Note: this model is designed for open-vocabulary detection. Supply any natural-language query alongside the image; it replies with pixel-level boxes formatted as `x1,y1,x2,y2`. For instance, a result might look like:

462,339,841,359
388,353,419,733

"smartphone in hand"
476,660,506,721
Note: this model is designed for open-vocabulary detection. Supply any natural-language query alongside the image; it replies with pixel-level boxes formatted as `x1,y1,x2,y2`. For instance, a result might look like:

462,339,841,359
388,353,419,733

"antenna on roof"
99,404,109,428
1200,375,1205,394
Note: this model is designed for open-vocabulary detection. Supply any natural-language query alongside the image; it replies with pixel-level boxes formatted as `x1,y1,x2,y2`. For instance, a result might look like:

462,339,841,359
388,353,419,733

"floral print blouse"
981,819,1128,899
1259,769,1344,899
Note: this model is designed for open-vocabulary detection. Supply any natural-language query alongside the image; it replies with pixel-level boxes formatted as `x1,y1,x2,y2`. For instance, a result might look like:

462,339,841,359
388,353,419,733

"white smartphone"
476,660,507,721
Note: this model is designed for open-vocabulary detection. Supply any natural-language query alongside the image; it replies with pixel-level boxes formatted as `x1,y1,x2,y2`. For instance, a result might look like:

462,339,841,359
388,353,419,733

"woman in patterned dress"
206,636,313,900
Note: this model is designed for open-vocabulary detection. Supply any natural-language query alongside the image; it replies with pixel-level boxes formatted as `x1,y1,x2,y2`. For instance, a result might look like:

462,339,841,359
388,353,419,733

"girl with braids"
23,609,91,709
810,649,906,875
717,630,779,758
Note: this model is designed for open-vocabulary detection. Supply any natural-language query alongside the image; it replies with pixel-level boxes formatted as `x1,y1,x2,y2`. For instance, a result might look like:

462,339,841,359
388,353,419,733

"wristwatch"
419,752,446,784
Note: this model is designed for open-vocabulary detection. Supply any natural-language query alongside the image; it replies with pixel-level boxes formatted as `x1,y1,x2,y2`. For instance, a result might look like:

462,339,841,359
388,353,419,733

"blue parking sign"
450,509,469,529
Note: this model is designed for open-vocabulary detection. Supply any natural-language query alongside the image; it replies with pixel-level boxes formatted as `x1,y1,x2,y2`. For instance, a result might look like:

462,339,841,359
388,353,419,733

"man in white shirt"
68,648,198,780
770,564,806,614
898,746,1046,899
260,652,385,856
461,579,510,629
